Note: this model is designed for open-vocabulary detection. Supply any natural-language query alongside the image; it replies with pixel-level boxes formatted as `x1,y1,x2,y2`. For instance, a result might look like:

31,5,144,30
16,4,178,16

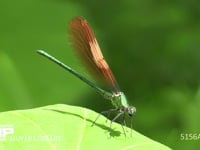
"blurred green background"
0,0,200,149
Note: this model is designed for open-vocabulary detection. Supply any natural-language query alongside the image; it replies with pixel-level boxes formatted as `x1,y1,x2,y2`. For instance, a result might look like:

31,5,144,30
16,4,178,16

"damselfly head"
127,106,136,116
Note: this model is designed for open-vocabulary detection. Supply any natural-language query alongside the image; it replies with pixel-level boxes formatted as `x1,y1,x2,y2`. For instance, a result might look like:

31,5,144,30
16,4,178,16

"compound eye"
128,109,133,116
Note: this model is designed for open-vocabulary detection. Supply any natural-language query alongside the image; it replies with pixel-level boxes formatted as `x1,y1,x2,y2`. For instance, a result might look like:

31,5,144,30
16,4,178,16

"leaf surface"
0,104,171,150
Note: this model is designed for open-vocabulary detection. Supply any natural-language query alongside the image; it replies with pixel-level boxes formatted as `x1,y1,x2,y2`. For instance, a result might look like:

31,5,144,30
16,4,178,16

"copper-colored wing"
69,17,119,92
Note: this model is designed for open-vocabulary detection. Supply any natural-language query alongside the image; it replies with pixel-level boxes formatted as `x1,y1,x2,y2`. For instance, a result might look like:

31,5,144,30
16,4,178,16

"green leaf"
0,104,171,150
